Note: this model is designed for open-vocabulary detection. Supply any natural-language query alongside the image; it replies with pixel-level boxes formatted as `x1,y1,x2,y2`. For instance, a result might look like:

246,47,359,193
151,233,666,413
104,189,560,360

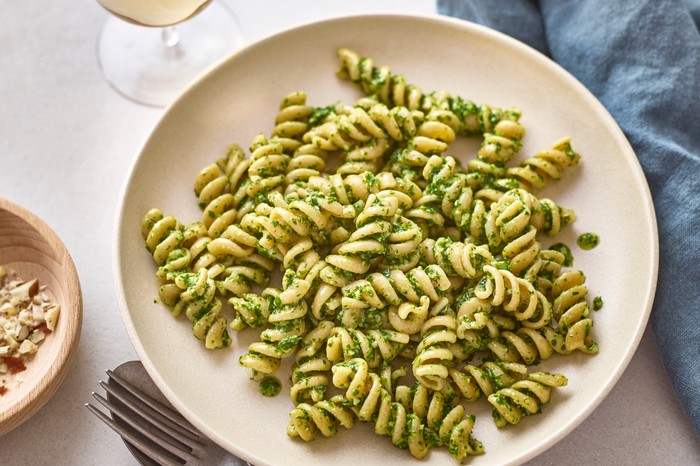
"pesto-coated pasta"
488,371,568,427
272,91,313,149
449,361,528,402
287,395,355,441
336,47,521,136
507,137,581,190
393,382,485,460
413,309,459,392
326,327,409,367
421,237,493,279
290,320,335,405
139,47,604,463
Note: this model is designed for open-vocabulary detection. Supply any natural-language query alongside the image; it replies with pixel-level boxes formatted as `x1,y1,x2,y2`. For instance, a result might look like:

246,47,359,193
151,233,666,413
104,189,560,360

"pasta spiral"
194,144,251,230
476,119,526,166
326,327,409,368
246,133,290,199
488,371,568,427
321,193,400,284
304,102,423,152
287,395,355,441
487,325,566,365
335,137,393,175
141,212,201,308
204,223,275,298
219,256,275,300
492,189,541,278
474,266,537,316
272,91,313,150
331,357,374,406
337,47,522,136
535,248,568,296
394,383,484,461
446,94,523,136
448,361,528,402
205,223,255,260
421,237,493,279
308,171,422,208
284,143,329,193
455,288,497,342
380,116,456,184
551,270,599,354
238,288,308,376
507,136,581,190
387,296,432,335
253,192,332,246
155,223,211,296
372,388,412,450
173,268,230,349
412,309,459,391
141,208,185,267
228,293,272,331
383,215,423,271
421,155,501,246
290,320,335,405
339,264,453,313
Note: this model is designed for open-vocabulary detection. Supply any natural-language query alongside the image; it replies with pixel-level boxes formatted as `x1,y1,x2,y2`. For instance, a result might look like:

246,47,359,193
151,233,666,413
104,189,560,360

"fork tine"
91,391,200,464
86,402,186,466
106,369,203,438
100,380,202,444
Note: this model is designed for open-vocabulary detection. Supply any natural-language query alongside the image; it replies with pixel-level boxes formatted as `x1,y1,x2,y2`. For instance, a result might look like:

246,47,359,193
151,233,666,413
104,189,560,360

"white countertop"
1,1,698,464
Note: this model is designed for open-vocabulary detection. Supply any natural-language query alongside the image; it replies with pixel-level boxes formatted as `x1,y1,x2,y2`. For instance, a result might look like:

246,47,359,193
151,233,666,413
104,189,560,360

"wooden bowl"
0,198,82,436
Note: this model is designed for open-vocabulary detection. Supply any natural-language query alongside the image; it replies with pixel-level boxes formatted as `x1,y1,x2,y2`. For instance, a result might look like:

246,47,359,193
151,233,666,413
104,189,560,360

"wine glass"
97,0,243,107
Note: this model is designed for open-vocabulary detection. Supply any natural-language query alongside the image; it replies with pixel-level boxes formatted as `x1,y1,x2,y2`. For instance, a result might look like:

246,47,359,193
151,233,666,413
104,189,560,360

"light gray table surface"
1,1,698,465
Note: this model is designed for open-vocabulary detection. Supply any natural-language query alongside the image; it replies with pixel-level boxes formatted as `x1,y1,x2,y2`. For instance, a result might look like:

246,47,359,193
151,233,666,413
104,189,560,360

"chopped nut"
10,279,38,301
18,339,37,355
0,302,17,316
17,325,29,341
29,330,45,344
45,305,60,331
4,334,19,349
0,268,58,395
31,304,44,321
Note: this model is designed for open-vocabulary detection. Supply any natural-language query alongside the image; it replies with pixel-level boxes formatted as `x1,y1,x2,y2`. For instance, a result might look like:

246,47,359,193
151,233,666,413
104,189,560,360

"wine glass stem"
162,26,180,48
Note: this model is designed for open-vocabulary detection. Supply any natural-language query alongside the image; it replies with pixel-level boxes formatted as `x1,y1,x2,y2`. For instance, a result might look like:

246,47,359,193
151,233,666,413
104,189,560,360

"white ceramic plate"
114,13,658,466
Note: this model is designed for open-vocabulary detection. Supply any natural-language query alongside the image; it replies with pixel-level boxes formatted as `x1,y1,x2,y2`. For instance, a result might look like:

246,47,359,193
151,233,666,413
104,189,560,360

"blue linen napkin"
439,0,700,437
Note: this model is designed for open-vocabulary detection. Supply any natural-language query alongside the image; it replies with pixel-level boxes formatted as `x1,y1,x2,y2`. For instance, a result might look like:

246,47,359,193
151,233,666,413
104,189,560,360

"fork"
86,361,253,466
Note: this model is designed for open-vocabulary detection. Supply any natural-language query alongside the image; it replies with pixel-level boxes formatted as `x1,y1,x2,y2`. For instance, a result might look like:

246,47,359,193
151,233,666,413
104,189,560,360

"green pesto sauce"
577,233,600,250
259,376,282,397
493,259,510,270
550,242,574,267
593,296,604,311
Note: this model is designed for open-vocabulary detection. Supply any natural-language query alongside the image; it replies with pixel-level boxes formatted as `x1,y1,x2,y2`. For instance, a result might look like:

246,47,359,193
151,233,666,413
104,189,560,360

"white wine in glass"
97,0,243,107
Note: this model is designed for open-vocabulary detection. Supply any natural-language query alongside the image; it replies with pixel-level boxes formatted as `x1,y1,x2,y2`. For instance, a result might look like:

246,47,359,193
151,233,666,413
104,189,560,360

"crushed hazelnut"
0,266,60,394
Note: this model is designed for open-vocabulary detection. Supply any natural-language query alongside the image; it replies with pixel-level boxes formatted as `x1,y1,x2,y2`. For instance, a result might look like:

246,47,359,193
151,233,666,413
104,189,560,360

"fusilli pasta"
139,47,603,462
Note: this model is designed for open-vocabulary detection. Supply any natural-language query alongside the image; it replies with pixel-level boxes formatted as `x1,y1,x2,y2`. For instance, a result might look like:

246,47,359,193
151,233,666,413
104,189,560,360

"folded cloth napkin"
439,0,700,437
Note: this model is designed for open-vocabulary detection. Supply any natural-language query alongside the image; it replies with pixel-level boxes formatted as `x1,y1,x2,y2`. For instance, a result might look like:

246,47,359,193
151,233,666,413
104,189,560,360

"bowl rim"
0,197,83,436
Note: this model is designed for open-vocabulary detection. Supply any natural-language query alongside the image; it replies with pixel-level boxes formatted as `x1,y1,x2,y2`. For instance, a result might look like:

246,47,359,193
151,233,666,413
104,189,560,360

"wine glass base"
97,1,243,107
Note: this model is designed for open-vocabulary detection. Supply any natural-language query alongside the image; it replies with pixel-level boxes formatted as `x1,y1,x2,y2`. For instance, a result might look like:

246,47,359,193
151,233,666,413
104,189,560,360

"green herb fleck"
577,233,600,250
593,296,603,311
259,376,282,397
